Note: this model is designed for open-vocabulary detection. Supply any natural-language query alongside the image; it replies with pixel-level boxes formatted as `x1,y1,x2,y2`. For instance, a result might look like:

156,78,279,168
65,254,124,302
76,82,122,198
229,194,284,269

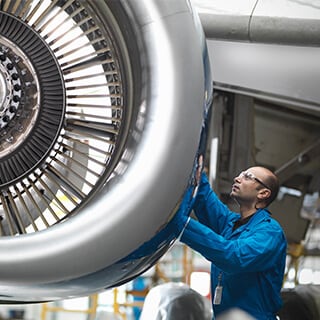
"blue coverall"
180,173,287,320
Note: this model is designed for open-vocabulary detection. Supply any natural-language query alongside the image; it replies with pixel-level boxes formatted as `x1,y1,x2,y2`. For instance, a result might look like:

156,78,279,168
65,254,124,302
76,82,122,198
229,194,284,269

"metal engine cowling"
0,0,211,302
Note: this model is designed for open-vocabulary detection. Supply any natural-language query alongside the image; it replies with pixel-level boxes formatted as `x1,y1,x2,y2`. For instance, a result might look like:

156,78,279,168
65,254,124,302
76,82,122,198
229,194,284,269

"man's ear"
257,188,271,201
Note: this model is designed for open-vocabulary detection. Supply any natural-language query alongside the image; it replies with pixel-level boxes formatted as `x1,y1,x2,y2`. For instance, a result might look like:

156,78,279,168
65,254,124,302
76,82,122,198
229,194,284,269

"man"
180,164,287,320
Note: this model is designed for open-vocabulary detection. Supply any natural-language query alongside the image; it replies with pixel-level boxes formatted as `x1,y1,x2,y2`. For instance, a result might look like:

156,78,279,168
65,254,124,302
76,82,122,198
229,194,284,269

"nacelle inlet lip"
0,0,211,302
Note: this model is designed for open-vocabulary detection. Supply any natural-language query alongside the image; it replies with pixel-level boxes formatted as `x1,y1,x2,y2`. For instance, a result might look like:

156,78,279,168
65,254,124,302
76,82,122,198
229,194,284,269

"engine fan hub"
0,39,39,157
0,12,65,189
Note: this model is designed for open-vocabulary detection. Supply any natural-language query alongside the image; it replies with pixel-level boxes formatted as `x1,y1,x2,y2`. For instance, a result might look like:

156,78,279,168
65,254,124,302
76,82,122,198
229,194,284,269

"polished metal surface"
206,40,320,113
0,0,211,302
192,0,320,46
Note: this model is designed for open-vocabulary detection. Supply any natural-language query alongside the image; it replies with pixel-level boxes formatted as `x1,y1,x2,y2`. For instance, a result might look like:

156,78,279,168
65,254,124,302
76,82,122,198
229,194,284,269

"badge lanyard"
213,272,223,305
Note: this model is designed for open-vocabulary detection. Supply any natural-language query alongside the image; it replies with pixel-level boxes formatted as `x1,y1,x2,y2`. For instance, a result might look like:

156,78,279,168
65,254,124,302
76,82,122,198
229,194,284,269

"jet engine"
0,0,211,302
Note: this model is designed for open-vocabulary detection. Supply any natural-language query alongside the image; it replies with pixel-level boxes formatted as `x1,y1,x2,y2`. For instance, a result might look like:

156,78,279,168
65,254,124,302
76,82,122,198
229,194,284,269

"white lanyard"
213,272,223,305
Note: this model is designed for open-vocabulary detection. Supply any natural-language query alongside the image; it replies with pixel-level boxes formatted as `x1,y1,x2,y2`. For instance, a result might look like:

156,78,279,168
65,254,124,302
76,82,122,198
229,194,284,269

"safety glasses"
239,171,271,190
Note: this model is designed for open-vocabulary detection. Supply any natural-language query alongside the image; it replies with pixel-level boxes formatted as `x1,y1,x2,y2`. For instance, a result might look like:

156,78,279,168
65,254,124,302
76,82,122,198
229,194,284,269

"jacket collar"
228,208,271,235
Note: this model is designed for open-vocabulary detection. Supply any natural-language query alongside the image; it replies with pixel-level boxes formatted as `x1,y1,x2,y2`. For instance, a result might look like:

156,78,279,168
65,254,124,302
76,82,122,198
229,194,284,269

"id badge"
213,285,223,305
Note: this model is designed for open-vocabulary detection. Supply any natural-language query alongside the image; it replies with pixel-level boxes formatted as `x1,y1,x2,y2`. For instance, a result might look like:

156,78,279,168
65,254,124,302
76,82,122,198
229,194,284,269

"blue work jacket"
180,173,287,320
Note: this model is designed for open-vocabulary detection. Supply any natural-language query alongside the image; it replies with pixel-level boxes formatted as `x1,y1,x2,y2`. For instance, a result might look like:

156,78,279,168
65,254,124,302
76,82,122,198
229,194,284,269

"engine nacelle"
0,0,211,302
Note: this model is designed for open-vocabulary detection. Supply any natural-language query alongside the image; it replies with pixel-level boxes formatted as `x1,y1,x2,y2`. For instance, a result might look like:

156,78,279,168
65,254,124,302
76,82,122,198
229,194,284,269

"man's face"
230,167,269,204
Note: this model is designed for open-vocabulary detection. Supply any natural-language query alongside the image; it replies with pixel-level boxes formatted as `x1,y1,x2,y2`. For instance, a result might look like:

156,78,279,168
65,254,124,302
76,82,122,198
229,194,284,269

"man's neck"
239,205,257,219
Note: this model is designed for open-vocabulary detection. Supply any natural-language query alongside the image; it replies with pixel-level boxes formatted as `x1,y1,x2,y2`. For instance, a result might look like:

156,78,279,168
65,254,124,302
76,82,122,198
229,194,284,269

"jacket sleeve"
180,217,287,274
193,172,234,233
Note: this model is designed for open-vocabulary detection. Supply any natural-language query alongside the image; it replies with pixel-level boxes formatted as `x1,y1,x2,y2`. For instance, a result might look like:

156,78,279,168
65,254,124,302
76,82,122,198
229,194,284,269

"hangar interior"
1,47,319,320
0,0,320,319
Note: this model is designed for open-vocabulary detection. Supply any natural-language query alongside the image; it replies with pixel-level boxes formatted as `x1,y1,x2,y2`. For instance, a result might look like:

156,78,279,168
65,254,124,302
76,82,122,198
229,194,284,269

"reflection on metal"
0,0,211,302
206,39,320,110
192,0,320,46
